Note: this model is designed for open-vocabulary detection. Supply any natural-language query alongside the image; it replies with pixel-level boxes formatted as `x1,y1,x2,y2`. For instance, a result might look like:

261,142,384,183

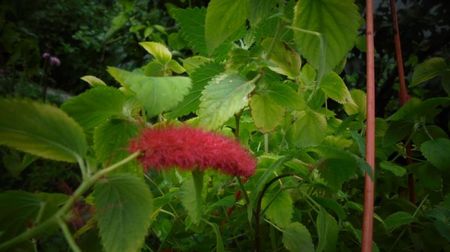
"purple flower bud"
49,56,61,67
42,52,51,59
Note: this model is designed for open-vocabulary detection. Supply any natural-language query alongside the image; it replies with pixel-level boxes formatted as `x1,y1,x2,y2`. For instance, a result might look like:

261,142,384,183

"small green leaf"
80,75,106,87
380,161,406,177
420,138,450,171
262,190,293,228
250,93,285,132
261,38,301,79
167,62,224,118
282,222,314,252
0,99,87,162
167,60,185,74
181,171,204,225
384,211,414,232
316,208,339,252
411,57,447,86
205,0,248,53
94,174,153,252
320,72,354,104
94,119,138,164
62,86,127,132
292,0,359,71
139,42,172,64
107,67,192,117
289,109,327,147
182,56,212,74
344,89,366,117
199,74,255,129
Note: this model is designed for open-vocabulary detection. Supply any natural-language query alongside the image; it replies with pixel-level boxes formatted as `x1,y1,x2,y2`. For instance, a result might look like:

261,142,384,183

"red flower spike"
129,125,256,177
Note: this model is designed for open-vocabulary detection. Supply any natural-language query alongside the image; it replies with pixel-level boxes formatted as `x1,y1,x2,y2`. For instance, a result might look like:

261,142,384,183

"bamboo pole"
361,0,376,250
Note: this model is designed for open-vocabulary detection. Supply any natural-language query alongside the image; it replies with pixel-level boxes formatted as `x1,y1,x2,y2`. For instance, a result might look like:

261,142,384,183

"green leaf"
319,158,356,191
248,0,278,27
204,220,225,252
167,59,185,74
182,56,212,74
292,0,359,71
107,67,192,117
94,174,153,252
172,8,208,55
263,81,305,110
262,190,293,228
420,138,450,171
316,208,339,252
282,222,314,252
62,86,127,132
167,62,224,118
344,89,366,117
80,75,106,87
205,0,248,53
0,191,66,242
384,211,414,232
139,42,172,64
250,93,285,132
261,38,302,79
2,150,37,177
320,72,354,104
199,74,255,129
380,161,406,177
0,99,87,162
288,109,327,147
181,171,204,225
411,57,447,86
94,119,138,164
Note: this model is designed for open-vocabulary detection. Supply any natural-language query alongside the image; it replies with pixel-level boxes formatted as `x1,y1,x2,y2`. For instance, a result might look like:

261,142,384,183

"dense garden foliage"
0,0,449,251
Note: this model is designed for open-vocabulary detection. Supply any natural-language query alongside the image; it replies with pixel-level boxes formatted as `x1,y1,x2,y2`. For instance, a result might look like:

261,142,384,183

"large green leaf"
282,222,314,252
0,99,87,162
292,0,359,71
61,86,127,132
320,71,355,104
205,0,248,54
107,67,191,117
93,119,138,164
261,38,302,79
411,57,447,86
199,74,255,129
167,62,224,118
250,93,285,133
0,191,68,242
316,208,339,252
262,190,293,228
420,138,450,171
384,211,414,232
172,8,208,55
248,0,278,27
94,174,153,252
319,158,356,191
288,109,327,147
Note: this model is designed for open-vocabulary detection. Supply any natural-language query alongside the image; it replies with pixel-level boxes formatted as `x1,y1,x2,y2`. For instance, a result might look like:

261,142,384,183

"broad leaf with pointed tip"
282,222,314,252
250,93,285,133
94,174,153,252
288,109,327,148
199,74,255,129
0,99,87,162
411,57,447,86
139,42,172,64
107,67,191,117
292,0,359,71
320,71,355,104
62,86,127,132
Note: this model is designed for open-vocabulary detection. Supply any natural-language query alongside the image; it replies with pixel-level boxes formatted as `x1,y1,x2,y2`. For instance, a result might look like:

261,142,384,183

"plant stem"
0,152,140,251
58,218,81,252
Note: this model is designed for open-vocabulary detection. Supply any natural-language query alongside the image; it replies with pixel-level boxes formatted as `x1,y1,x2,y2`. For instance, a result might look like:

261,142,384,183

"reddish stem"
362,0,376,251
389,0,416,204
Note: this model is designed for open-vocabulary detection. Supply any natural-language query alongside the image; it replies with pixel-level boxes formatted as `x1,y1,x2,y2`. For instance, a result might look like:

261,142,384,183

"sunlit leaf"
320,71,354,104
250,93,285,132
139,42,172,64
199,74,255,129
288,109,327,147
80,75,106,87
0,99,87,162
